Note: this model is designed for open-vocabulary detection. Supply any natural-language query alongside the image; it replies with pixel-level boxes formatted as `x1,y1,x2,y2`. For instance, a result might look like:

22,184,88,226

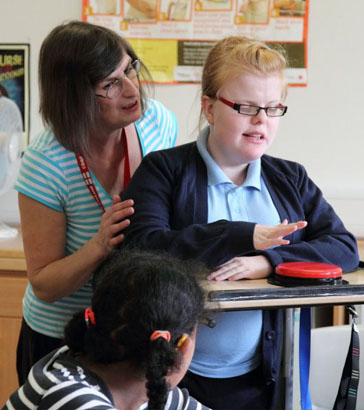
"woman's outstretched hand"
253,219,307,250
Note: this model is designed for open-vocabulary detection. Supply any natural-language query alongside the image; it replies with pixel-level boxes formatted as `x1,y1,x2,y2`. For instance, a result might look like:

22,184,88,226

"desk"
201,269,364,410
202,270,364,311
202,244,364,325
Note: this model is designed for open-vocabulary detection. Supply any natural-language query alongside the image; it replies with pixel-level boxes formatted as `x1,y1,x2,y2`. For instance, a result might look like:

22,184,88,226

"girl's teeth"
243,133,262,139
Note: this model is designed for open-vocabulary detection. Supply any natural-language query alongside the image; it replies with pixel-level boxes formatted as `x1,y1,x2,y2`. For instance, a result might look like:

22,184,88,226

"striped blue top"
14,99,177,338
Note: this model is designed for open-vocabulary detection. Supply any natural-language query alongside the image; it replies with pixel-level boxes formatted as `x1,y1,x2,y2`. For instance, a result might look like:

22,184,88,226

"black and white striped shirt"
4,346,209,410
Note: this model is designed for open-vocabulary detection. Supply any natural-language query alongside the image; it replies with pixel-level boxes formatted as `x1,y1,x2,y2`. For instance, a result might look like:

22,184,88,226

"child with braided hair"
4,250,210,410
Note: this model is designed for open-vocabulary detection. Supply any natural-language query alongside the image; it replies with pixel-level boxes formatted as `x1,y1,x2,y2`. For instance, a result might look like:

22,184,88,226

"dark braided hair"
64,249,205,410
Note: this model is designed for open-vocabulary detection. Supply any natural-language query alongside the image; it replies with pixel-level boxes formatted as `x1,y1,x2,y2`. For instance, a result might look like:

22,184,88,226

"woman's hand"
253,219,307,250
91,195,134,256
19,193,134,302
207,255,272,281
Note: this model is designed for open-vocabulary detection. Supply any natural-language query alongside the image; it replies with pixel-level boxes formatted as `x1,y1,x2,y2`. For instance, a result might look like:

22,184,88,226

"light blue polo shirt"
190,126,281,378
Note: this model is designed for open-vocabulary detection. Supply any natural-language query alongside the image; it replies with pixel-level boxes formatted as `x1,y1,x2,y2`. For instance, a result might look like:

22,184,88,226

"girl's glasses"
218,96,288,117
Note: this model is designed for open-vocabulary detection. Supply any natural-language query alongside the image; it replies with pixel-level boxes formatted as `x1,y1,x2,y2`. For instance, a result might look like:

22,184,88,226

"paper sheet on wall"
0,44,30,146
82,0,309,86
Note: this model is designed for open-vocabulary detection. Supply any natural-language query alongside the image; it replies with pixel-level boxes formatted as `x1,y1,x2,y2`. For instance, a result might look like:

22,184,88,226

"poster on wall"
82,0,308,86
0,44,30,146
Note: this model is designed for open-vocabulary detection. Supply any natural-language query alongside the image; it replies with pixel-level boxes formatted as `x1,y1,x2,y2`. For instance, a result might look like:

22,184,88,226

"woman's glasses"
218,96,288,117
96,59,141,99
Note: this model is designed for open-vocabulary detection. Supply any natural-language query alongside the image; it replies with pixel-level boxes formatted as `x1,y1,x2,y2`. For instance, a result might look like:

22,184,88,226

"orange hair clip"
150,330,171,342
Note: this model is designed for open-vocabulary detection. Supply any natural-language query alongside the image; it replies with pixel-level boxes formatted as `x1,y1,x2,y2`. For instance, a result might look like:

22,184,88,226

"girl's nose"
251,107,267,123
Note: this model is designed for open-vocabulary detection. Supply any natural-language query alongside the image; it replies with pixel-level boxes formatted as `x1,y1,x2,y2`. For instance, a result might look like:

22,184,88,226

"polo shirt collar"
196,125,261,190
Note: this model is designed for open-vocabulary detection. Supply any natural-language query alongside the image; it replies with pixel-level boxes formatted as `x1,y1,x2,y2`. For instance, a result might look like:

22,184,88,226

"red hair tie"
150,330,171,343
84,307,96,328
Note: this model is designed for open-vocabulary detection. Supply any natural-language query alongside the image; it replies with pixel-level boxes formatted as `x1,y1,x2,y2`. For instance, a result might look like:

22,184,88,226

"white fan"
0,131,21,238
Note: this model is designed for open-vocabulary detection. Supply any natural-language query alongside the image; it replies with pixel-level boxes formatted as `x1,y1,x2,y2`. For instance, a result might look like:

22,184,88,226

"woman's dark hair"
65,249,205,410
39,20,150,155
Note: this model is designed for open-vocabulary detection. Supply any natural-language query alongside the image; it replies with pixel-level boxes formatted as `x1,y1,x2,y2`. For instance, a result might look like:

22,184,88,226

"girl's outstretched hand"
253,219,307,250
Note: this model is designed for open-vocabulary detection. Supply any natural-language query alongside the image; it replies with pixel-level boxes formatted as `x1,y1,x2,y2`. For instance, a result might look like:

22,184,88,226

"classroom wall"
1,0,364,237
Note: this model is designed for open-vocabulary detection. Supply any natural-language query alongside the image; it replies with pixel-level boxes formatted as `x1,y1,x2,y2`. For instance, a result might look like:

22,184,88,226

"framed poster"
82,0,309,86
0,44,30,146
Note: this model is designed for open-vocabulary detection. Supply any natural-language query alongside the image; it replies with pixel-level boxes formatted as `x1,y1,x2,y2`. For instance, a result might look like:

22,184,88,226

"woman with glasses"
120,36,359,409
14,20,177,384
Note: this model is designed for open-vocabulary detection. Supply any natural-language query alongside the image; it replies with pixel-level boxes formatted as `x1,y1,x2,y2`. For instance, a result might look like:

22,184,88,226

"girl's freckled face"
204,71,284,168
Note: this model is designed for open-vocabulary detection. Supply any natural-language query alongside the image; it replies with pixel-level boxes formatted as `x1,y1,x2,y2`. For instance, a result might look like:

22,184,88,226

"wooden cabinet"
0,232,27,406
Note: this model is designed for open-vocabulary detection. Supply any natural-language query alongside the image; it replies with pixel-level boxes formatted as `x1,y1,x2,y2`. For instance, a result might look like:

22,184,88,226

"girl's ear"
201,95,216,125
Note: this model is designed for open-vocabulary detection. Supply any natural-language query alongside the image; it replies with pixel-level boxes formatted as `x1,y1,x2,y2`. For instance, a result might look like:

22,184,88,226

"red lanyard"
123,128,131,189
76,129,130,213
